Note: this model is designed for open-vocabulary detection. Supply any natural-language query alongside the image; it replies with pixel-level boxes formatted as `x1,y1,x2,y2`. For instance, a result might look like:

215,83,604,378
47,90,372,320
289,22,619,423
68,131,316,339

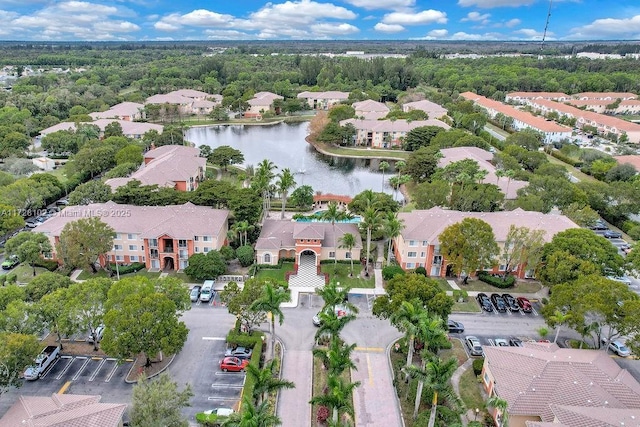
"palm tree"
338,233,357,276
383,212,404,267
234,221,254,246
390,301,425,374
314,311,356,343
396,160,406,173
408,353,458,424
253,159,278,217
321,202,347,265
222,396,281,427
312,338,357,377
315,279,355,313
379,161,390,192
486,395,509,427
360,206,382,275
276,168,296,219
245,359,295,405
250,282,289,359
548,310,572,344
309,375,360,424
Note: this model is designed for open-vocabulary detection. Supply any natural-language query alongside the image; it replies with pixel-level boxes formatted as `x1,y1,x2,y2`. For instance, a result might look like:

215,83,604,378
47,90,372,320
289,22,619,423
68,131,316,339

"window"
421,241,428,246
141,256,145,262
417,263,424,267
433,255,443,265
345,252,351,259
179,260,188,269
420,252,426,258
407,252,417,258
195,247,200,253
433,245,441,255
203,236,211,242
409,240,417,247
115,233,121,240
179,250,188,259
151,260,160,269
150,249,159,259
264,253,271,263
329,251,335,259
130,255,138,262
129,245,137,251
113,244,123,251
498,264,506,271
115,255,123,261
127,234,136,240
203,247,211,253
406,262,415,268
194,236,199,241
149,239,158,248
178,239,187,248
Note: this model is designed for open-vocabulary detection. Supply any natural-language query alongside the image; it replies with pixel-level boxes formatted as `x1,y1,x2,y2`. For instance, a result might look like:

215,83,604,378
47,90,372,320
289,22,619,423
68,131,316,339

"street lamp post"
114,246,120,280
475,408,479,421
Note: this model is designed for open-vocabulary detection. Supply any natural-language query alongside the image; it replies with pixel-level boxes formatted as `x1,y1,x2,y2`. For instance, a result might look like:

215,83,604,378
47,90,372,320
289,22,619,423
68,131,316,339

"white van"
199,280,215,302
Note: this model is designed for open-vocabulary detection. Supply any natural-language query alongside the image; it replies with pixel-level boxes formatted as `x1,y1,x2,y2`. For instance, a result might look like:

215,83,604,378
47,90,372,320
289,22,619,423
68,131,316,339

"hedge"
34,259,59,272
240,339,264,408
319,259,353,265
550,150,582,167
111,262,145,275
382,265,405,280
477,271,516,288
472,358,484,376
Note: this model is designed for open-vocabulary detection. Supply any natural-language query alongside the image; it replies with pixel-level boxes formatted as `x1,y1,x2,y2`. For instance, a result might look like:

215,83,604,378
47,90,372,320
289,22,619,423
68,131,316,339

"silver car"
190,286,201,302
465,336,484,357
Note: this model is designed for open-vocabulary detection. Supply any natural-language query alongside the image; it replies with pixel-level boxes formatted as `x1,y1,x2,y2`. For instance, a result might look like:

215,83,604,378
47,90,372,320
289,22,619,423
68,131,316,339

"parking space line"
207,397,239,401
211,384,244,389
55,357,75,380
39,357,63,379
88,358,106,382
72,357,90,381
202,337,226,341
215,372,246,376
104,360,120,382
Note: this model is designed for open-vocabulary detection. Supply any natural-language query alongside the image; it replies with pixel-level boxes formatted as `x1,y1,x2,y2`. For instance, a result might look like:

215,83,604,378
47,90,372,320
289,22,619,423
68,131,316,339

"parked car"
604,230,622,239
190,286,201,302
589,221,608,231
502,293,520,312
56,199,69,206
87,325,105,343
224,346,253,360
24,345,60,380
219,356,249,372
25,219,39,228
476,293,494,312
509,337,524,347
447,319,464,333
465,336,484,357
203,407,234,417
494,338,509,347
602,339,631,357
516,297,533,313
312,304,353,326
490,293,508,313
1,255,19,270
607,275,632,286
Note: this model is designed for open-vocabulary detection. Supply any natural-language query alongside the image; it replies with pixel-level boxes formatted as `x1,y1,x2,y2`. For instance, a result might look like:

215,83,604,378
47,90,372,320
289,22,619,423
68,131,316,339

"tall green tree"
276,168,296,219
321,202,348,265
500,226,545,280
66,278,111,351
0,203,24,236
309,375,360,425
220,280,267,334
130,373,193,427
360,205,382,274
312,338,357,377
486,396,509,427
5,232,52,276
246,358,295,405
379,161,390,192
250,281,289,359
184,250,226,281
338,233,357,276
208,145,245,171
222,397,281,427
408,354,458,425
68,180,112,205
56,217,115,273
440,218,499,279
383,212,404,267
0,332,40,397
390,300,427,376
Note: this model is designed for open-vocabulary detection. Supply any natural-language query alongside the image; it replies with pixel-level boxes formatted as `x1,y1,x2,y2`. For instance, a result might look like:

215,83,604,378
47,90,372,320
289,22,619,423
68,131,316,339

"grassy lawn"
544,152,598,183
459,368,486,417
255,262,295,282
77,268,166,281
453,300,482,313
435,278,453,292
458,279,543,294
320,263,375,289
9,265,49,283
440,339,468,367
77,269,111,280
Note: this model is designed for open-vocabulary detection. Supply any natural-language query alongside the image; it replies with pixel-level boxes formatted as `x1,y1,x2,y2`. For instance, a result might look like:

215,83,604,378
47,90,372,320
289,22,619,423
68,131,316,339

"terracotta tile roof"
0,393,126,427
297,91,349,100
484,344,640,423
34,201,229,240
340,118,450,133
248,91,283,106
614,155,640,171
352,99,390,113
89,102,144,120
402,100,448,117
527,405,640,427
573,92,637,100
256,220,362,250
397,207,578,244
145,93,193,105
166,89,213,98
106,145,204,190
527,99,640,133
40,120,163,137
438,147,527,199
460,92,572,134
506,92,571,100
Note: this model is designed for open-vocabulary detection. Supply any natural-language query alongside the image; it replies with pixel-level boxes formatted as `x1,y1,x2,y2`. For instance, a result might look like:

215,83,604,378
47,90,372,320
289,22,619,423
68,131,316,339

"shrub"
628,225,640,241
317,406,330,423
472,358,484,376
415,266,427,276
382,265,405,280
219,245,235,262
236,245,254,267
111,262,145,275
621,220,640,234
226,329,263,348
240,339,263,407
477,271,515,288
5,273,16,284
551,150,582,167
33,259,59,272
452,289,468,302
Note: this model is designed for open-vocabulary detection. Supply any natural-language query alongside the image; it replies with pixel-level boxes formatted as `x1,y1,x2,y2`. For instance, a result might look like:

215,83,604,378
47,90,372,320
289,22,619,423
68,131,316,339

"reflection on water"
185,122,395,197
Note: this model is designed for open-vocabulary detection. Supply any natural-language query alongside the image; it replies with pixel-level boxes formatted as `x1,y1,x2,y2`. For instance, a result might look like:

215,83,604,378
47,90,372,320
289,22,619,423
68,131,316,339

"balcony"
161,246,174,254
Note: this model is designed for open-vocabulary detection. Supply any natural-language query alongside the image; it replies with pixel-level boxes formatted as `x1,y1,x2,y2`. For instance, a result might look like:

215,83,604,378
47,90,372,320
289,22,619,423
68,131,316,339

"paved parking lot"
41,356,132,383
475,294,542,316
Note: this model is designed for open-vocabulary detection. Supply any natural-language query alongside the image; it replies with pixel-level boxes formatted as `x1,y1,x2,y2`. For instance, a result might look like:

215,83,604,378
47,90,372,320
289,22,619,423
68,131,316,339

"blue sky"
0,0,639,41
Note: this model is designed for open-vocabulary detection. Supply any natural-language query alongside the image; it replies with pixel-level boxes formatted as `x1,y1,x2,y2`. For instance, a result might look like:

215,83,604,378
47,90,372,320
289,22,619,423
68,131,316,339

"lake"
186,122,395,197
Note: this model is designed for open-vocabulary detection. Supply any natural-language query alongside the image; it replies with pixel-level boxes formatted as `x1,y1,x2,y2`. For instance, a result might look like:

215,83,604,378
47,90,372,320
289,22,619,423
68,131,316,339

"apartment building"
35,201,229,272
393,207,577,278
39,119,163,140
340,118,450,148
402,99,448,119
245,91,284,118
352,99,390,120
297,91,350,110
89,102,145,121
145,90,223,116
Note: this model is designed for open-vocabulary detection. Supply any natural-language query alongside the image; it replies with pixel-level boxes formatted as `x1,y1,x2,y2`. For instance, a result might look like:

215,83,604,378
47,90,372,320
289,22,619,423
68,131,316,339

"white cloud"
374,23,405,33
180,10,234,27
450,31,499,40
311,22,359,36
249,0,356,26
428,29,449,37
205,29,252,40
514,28,548,38
461,11,490,22
458,0,535,8
94,21,140,33
505,18,521,27
382,9,447,25
342,0,414,10
569,15,640,39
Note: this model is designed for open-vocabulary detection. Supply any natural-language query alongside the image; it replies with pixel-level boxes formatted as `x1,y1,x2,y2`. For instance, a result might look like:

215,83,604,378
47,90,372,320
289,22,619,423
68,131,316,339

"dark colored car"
590,221,608,231
224,346,253,360
516,297,533,313
219,357,249,372
502,294,520,312
509,337,524,347
604,230,622,239
476,293,494,312
447,319,464,333
490,293,508,313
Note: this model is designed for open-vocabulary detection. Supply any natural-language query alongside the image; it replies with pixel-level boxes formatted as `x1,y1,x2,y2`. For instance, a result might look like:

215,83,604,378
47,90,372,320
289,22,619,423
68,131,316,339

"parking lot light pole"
114,246,120,280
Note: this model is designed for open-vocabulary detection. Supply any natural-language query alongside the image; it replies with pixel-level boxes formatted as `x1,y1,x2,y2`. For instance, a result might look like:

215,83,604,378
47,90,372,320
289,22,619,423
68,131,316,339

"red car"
219,356,249,372
517,297,533,313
